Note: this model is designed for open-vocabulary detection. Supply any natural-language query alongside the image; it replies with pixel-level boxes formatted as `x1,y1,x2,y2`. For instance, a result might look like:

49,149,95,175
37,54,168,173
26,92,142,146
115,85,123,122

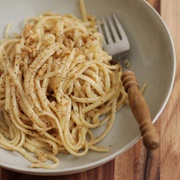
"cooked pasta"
0,1,127,169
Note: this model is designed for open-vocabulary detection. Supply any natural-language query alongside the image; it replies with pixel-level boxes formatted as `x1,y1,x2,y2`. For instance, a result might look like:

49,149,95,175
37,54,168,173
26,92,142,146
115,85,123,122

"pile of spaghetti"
0,10,127,168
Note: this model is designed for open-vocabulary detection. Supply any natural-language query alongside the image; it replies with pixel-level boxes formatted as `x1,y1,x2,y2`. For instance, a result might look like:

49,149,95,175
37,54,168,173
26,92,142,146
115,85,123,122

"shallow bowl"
0,0,176,175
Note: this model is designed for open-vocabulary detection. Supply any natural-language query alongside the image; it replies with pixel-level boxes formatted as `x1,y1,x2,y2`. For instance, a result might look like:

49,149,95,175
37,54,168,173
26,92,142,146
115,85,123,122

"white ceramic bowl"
0,0,176,175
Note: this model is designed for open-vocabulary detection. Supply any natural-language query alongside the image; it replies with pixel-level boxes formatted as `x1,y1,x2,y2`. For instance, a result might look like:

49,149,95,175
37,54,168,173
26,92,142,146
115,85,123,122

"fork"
97,14,159,150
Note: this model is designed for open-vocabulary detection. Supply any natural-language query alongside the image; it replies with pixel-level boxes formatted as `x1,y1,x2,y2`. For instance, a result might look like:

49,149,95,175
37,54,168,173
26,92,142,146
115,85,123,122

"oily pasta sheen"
0,10,127,168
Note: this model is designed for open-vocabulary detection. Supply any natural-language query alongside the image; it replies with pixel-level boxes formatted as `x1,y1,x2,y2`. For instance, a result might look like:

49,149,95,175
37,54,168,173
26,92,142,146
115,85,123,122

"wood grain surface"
1,0,180,179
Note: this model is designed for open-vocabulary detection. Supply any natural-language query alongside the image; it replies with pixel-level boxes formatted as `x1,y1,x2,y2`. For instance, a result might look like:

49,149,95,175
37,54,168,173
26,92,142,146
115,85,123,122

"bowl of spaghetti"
0,0,175,175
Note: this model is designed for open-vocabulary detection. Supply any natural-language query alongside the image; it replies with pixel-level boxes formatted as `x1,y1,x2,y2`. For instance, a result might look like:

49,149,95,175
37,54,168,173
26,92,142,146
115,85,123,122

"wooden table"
1,0,179,179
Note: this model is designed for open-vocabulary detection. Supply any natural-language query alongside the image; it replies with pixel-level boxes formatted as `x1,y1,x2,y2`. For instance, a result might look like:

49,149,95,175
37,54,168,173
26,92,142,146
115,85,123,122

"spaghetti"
0,2,127,169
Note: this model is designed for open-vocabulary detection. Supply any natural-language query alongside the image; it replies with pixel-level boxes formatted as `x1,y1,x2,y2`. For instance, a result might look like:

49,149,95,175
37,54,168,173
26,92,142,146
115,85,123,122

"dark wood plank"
160,0,180,179
114,120,160,180
1,160,114,180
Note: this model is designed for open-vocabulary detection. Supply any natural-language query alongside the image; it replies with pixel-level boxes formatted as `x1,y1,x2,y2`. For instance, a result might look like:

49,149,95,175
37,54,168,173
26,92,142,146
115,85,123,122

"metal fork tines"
97,14,130,57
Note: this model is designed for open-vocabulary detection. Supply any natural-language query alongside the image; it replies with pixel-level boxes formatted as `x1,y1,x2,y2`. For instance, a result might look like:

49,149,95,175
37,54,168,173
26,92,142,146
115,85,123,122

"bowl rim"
0,0,176,175
142,0,176,125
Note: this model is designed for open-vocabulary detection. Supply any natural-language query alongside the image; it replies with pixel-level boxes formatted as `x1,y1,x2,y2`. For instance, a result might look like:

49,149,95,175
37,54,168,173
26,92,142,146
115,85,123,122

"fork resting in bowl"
97,14,159,150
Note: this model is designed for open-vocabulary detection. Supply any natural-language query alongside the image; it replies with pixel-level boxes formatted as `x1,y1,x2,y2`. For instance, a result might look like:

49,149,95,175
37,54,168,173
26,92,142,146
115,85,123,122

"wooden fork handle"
121,71,159,150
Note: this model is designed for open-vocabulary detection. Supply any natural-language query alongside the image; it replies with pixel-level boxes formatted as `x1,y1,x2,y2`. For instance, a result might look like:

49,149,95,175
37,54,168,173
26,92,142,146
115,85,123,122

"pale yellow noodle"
0,0,127,169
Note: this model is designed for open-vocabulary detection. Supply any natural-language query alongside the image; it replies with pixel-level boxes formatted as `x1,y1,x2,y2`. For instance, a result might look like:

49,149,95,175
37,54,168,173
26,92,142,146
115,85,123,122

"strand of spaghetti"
43,132,63,147
4,71,10,111
23,53,29,72
71,95,101,103
1,53,46,129
60,97,84,150
64,100,89,150
100,65,112,93
55,21,64,43
83,81,98,98
11,54,33,134
116,89,127,110
88,100,117,146
37,112,63,145
79,0,88,21
33,16,64,39
11,81,35,131
96,61,121,70
87,129,94,142
83,69,104,88
17,132,26,147
4,23,13,39
32,151,60,169
0,73,5,93
89,145,109,152
41,57,53,95
99,114,111,126
0,39,19,56
79,74,106,96
79,109,99,128
35,136,59,155
1,112,22,146
82,88,117,113
9,108,38,137
35,78,51,112
0,137,25,152
73,80,87,98
65,124,87,150
37,70,61,81
25,137,51,151
22,142,60,169
36,34,56,51
0,119,26,149
71,101,82,125
63,62,94,93
55,49,76,102
24,43,61,112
